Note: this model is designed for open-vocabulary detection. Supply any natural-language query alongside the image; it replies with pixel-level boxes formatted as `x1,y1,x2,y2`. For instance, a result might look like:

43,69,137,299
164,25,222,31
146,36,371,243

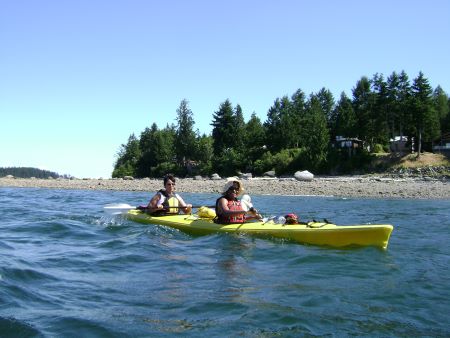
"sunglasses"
227,188,238,193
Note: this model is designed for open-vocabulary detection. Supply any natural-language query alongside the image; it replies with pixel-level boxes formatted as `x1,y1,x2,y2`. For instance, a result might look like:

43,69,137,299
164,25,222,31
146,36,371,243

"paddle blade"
240,194,253,211
103,203,136,215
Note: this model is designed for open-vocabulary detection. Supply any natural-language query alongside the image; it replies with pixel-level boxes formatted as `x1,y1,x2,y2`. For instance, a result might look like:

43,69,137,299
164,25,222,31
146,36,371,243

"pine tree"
112,134,141,177
397,71,413,140
211,99,237,156
290,89,307,147
243,112,266,165
264,98,284,152
372,73,390,146
302,95,329,169
334,92,357,138
174,99,197,165
352,76,376,148
264,96,294,151
433,85,449,134
234,104,246,152
411,72,439,156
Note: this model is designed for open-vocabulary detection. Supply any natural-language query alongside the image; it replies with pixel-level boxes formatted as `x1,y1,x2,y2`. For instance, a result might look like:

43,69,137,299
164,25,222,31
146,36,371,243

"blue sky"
1,0,449,178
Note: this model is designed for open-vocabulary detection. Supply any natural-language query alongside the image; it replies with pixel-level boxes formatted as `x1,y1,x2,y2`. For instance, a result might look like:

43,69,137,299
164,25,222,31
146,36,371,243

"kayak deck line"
126,210,393,249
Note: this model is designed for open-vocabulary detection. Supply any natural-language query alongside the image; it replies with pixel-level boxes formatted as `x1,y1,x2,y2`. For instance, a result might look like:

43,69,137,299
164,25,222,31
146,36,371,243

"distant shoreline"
1,176,449,199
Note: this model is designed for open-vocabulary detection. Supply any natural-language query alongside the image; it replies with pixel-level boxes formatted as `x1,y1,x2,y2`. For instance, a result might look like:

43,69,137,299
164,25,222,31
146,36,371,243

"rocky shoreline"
1,175,449,199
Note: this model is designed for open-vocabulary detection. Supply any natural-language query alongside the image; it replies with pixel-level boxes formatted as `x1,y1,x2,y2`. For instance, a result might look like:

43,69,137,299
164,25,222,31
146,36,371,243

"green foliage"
373,143,386,153
149,162,179,178
333,92,357,138
411,72,440,153
433,86,449,134
112,134,141,178
0,167,61,179
195,135,214,175
214,148,245,177
211,99,236,157
174,99,198,163
252,148,304,176
301,95,330,170
111,72,448,178
327,148,374,174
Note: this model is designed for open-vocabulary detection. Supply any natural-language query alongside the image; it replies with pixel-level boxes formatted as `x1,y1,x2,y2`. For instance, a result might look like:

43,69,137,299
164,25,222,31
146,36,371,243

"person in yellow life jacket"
215,178,262,224
146,174,192,215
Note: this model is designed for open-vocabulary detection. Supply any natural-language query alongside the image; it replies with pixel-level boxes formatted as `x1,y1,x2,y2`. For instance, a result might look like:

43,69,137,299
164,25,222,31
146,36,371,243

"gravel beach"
1,176,449,199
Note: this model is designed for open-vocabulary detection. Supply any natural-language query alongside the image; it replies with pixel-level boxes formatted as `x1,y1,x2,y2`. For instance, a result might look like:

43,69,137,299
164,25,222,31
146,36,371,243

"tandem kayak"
126,210,393,249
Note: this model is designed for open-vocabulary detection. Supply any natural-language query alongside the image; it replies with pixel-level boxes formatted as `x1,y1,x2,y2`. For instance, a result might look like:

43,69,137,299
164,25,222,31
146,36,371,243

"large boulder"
263,170,276,178
294,170,314,181
240,173,252,180
211,173,221,180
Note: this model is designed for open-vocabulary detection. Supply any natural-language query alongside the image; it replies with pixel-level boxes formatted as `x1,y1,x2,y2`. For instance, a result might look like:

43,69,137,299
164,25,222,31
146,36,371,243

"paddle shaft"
139,205,215,210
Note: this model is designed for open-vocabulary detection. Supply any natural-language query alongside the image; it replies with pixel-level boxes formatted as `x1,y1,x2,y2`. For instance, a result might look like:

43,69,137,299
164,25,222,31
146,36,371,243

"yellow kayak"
126,209,393,249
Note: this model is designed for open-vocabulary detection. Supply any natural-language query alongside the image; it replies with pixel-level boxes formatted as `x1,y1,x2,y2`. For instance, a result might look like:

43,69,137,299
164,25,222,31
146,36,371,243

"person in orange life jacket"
146,174,192,215
215,179,262,224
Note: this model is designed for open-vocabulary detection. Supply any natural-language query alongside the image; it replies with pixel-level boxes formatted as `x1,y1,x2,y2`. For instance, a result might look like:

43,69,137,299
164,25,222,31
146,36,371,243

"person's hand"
249,207,258,215
185,204,193,214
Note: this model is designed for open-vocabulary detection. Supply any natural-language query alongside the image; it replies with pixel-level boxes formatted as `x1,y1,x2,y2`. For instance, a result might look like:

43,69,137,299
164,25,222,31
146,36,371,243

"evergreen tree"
136,123,159,177
112,134,141,177
264,98,284,152
243,112,266,166
154,125,176,164
352,76,376,148
411,72,439,155
371,73,390,146
302,95,329,169
333,92,357,138
279,96,298,148
433,85,449,134
233,104,246,152
444,97,450,134
174,99,197,164
397,71,413,139
211,99,236,157
290,89,307,147
195,134,214,174
386,71,400,138
264,96,294,151
316,88,335,124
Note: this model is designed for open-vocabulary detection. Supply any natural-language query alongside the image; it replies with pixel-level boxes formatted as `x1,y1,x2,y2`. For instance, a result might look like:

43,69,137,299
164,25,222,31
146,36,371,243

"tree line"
113,71,450,178
0,167,61,179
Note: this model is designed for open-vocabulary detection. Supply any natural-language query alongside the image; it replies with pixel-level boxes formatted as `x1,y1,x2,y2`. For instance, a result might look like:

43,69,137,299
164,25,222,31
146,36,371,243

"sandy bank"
1,176,449,199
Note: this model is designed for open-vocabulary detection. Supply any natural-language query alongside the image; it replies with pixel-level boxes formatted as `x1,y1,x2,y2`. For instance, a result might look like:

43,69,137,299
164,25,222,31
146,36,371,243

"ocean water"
0,187,449,337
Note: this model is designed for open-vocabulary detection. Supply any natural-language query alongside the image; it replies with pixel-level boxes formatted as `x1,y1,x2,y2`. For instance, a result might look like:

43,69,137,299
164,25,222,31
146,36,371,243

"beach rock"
294,170,314,181
194,175,203,180
211,173,221,180
5,175,14,179
123,176,134,180
264,171,276,178
240,173,252,179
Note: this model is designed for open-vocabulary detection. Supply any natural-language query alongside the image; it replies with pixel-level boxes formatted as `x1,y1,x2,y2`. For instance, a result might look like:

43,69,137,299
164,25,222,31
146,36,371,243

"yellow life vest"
159,190,180,214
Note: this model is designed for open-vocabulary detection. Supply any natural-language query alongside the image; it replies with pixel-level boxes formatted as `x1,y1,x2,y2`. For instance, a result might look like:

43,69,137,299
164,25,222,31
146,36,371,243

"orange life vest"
215,197,245,224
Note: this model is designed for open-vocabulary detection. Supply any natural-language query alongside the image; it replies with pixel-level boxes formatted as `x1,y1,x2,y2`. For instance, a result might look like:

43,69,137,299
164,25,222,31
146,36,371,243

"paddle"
103,203,215,215
240,194,253,211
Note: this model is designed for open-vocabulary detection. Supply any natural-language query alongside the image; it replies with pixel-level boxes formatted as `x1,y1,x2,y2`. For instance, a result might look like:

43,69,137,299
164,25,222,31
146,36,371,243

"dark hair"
163,174,176,185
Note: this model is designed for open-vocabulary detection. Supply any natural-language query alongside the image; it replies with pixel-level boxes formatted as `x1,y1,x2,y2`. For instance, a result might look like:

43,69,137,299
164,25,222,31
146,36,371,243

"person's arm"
146,193,164,214
245,207,263,221
176,195,192,214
